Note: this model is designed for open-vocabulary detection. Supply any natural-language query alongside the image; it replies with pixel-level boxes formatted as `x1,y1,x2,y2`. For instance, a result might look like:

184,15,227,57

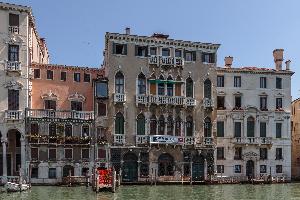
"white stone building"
215,50,293,181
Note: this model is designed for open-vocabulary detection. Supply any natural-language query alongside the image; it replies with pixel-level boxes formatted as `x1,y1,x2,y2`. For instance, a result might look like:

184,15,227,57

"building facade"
0,2,49,184
216,50,293,180
291,98,300,180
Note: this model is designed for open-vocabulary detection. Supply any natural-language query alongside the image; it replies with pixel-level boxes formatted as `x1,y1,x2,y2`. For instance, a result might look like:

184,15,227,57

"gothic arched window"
136,114,146,135
115,71,124,94
115,112,124,135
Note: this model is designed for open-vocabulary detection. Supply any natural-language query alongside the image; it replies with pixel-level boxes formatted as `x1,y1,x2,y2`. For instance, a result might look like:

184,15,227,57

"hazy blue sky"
6,0,300,99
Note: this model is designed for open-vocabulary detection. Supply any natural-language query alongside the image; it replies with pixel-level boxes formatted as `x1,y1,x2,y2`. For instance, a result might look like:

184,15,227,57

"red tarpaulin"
98,169,112,185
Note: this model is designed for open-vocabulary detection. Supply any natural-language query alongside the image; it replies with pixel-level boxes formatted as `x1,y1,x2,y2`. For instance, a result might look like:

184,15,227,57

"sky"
6,0,300,99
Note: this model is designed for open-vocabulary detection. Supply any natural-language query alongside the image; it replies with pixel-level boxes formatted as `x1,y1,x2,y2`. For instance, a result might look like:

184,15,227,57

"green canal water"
1,184,300,200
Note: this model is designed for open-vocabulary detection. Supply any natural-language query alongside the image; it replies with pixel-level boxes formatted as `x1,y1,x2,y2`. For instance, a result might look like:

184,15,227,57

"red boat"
96,168,117,193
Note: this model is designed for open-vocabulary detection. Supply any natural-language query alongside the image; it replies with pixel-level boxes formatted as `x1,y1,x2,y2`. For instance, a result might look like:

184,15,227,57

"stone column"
2,138,7,183
204,158,207,180
21,137,26,177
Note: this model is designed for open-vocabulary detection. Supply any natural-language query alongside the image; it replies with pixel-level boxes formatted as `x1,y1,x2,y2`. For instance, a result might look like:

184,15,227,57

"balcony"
148,55,184,67
203,98,214,109
114,134,125,145
203,137,214,145
28,135,91,144
5,61,21,72
113,93,126,103
186,97,196,106
5,110,23,120
8,26,19,34
232,137,272,145
136,135,195,146
27,109,94,120
136,94,195,106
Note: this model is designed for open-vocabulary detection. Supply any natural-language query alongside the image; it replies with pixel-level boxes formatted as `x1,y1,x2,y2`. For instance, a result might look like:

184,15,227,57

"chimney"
125,27,130,35
224,56,233,68
273,49,284,70
285,60,291,71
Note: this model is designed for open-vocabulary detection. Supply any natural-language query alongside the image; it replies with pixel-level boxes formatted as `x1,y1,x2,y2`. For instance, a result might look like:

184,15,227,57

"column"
204,159,207,181
21,137,26,177
2,139,7,182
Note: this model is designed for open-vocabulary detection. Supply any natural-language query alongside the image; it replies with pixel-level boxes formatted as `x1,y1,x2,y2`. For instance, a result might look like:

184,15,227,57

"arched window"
115,71,124,94
175,75,182,96
204,79,212,98
186,116,193,136
136,114,145,135
149,73,156,95
115,112,124,135
175,116,181,136
158,115,165,135
138,73,146,95
167,76,173,96
150,114,157,135
247,116,255,137
82,125,89,137
65,124,72,137
167,115,173,135
158,75,165,95
186,77,193,98
204,117,212,137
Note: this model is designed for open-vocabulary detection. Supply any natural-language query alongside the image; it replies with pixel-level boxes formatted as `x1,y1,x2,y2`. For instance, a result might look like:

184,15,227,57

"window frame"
46,70,54,80
234,76,241,87
81,148,90,160
60,71,67,81
34,69,41,79
84,73,91,83
64,148,73,159
74,72,81,82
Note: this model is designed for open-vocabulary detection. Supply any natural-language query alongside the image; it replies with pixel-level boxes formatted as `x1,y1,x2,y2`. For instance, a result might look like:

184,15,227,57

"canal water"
1,184,300,200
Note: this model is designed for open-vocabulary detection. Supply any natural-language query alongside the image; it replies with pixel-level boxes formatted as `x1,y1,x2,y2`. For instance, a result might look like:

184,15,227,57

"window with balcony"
65,124,72,137
82,149,90,159
46,70,53,80
260,165,267,173
135,45,148,57
49,168,56,179
175,116,181,136
247,117,255,137
115,72,124,94
260,77,267,88
8,89,19,110
49,148,56,161
8,44,19,61
84,73,90,82
136,114,145,135
204,117,212,137
113,43,127,55
235,165,241,173
217,75,224,87
186,116,193,136
167,116,174,135
167,76,173,96
9,13,19,30
260,96,268,111
217,165,224,173
276,123,282,138
158,115,165,135
235,96,241,108
98,102,106,116
175,49,182,57
71,101,82,111
65,148,73,159
276,77,282,89
234,147,242,160
202,52,215,63
175,78,182,96
276,98,283,109
162,48,170,56
217,121,224,137
150,47,157,55
158,75,165,95
234,76,241,87
204,79,211,98
34,69,40,79
74,72,80,82
115,112,124,135
61,71,66,81
234,122,242,137
138,73,146,95
217,147,225,160
260,148,268,160
44,100,56,110
96,81,108,98
260,122,266,137
150,114,157,135
184,51,196,61
275,148,283,160
82,125,89,137
186,77,193,97
276,165,282,173
217,96,225,110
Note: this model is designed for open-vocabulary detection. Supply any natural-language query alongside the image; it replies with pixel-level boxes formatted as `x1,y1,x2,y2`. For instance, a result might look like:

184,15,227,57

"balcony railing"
28,135,91,144
203,137,214,145
203,98,214,109
5,61,21,72
149,55,184,67
5,110,23,120
136,135,195,145
232,137,272,145
27,109,94,120
136,94,195,106
186,97,196,106
113,93,126,103
114,134,125,144
8,26,19,34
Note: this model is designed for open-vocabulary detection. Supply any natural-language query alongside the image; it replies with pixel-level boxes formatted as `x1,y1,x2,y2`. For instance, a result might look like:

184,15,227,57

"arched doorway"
7,129,21,176
122,153,138,182
158,153,174,176
63,165,74,177
192,155,205,181
246,160,255,179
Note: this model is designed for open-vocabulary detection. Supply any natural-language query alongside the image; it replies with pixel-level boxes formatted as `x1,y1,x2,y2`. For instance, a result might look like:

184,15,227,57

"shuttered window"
8,45,19,61
234,122,241,137
136,114,145,135
260,122,266,137
98,103,106,116
217,121,224,137
115,113,124,135
8,89,19,110
247,117,255,137
276,123,282,138
9,13,19,26
49,148,56,161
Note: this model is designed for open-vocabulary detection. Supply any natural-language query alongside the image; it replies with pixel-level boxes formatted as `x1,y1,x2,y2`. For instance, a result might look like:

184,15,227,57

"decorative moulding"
4,80,23,90
68,92,86,102
41,91,58,100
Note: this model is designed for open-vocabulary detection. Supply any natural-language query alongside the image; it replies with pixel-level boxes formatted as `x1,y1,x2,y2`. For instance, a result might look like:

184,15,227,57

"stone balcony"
28,135,91,145
27,109,94,120
4,110,23,120
203,98,214,109
114,134,125,145
8,26,19,34
231,137,272,145
5,61,21,72
148,55,184,67
113,93,126,103
136,94,196,106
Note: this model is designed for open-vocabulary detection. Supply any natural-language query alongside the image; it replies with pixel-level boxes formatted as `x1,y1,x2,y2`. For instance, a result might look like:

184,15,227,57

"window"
186,77,193,97
260,148,268,160
34,69,40,79
137,114,146,135
47,70,53,80
175,49,182,57
113,43,127,55
84,73,90,82
61,71,66,81
31,147,38,160
234,122,242,137
74,72,80,82
184,51,196,61
217,147,225,160
8,89,19,110
260,77,267,88
234,147,242,160
115,72,124,93
82,125,89,137
260,96,268,111
276,98,283,109
276,165,283,173
217,76,224,87
49,148,56,161
65,124,72,137
115,112,124,135
276,77,282,89
82,149,90,159
150,47,157,55
162,48,170,56
202,53,215,63
9,13,19,27
234,165,241,173
276,123,282,138
217,121,224,137
150,115,157,135
31,168,38,178
44,100,56,110
96,81,108,98
138,73,146,95
167,116,173,135
31,123,39,135
186,116,193,136
71,101,82,111
98,149,106,159
275,148,283,160
49,123,57,143
65,148,73,159
158,75,165,95
217,165,224,173
167,77,173,96
204,79,212,98
235,96,241,108
247,117,255,137
135,45,148,57
204,117,212,137
234,76,241,87
217,96,225,109
49,168,56,179
98,103,106,116
260,165,267,173
8,44,19,61
175,116,181,136
158,115,165,135
260,122,266,137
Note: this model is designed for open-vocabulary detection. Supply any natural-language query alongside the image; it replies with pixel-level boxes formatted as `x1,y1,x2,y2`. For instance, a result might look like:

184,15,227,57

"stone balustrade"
4,110,23,120
8,26,19,34
5,61,21,71
27,109,94,120
136,94,196,106
232,137,272,145
113,93,126,103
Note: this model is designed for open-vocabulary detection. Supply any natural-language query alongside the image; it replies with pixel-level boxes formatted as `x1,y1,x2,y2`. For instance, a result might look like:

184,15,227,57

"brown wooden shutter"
175,83,181,96
150,83,156,95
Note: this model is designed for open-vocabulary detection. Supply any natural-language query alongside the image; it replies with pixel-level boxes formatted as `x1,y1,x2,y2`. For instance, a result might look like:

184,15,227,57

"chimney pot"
224,56,233,68
285,60,291,71
273,49,284,70
125,27,130,35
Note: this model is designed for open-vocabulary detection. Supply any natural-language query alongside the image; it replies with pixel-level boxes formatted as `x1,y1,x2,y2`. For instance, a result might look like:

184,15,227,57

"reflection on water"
1,184,300,200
